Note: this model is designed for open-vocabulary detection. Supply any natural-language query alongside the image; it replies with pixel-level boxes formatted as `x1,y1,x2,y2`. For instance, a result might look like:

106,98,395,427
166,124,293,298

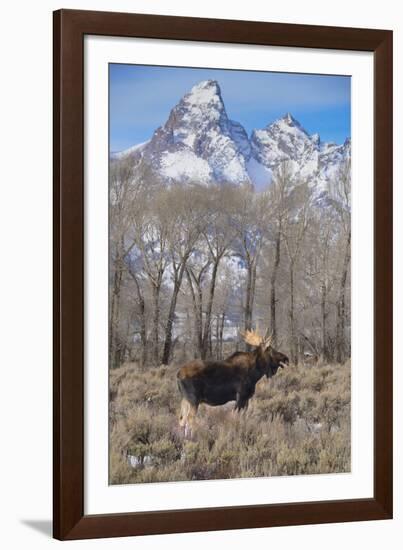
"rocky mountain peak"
265,112,310,137
114,79,350,193
282,112,300,126
137,79,252,185
185,79,223,104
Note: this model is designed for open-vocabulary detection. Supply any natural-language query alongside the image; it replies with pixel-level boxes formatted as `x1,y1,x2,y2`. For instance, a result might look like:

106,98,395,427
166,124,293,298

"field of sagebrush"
109,359,350,484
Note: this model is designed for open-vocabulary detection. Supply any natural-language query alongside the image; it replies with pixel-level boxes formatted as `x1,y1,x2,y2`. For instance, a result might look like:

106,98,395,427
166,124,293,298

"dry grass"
109,359,350,484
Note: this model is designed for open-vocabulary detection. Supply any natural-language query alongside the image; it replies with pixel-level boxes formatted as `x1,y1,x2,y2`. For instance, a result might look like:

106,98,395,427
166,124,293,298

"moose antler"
240,329,263,347
240,327,273,349
263,327,273,349
263,326,271,340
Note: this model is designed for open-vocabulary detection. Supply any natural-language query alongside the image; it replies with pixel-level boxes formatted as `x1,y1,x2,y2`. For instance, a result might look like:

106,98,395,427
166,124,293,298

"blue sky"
109,64,351,153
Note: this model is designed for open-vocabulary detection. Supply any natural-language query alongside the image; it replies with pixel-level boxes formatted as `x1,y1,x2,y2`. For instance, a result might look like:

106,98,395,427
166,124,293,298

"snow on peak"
186,79,222,104
182,80,225,116
251,113,314,171
193,79,220,91
311,133,320,145
128,79,252,185
270,113,309,136
282,112,297,124
112,80,350,195
249,113,350,194
179,79,226,126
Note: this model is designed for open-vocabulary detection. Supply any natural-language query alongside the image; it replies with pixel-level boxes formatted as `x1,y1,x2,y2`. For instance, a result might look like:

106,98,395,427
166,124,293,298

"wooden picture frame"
53,9,393,540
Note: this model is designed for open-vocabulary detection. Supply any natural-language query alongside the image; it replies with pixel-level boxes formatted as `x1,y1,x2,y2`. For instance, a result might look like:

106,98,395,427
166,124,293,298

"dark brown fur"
177,345,288,433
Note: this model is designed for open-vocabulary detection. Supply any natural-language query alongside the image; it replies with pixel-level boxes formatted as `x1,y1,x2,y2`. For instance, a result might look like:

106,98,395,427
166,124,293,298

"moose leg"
234,392,249,413
179,399,189,427
179,399,198,438
186,403,198,437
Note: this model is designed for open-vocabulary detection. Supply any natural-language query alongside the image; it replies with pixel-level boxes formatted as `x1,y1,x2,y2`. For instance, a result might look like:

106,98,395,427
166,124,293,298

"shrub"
109,360,351,483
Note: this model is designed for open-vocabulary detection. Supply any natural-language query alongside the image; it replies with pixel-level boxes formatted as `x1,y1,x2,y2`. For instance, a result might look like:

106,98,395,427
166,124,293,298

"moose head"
240,328,289,379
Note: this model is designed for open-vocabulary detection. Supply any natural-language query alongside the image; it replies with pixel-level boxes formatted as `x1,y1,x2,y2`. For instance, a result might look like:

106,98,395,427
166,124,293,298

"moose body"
178,358,262,410
177,330,289,434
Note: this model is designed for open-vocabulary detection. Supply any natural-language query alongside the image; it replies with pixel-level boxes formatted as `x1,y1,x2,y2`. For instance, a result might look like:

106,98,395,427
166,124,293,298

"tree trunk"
321,281,328,361
289,261,297,364
244,260,254,332
219,312,225,360
122,315,132,363
137,295,147,368
186,269,203,357
215,315,220,359
162,254,191,365
151,284,160,365
161,282,180,365
250,261,257,324
196,282,203,356
270,229,281,345
109,257,123,369
127,266,147,367
201,260,219,359
336,230,351,363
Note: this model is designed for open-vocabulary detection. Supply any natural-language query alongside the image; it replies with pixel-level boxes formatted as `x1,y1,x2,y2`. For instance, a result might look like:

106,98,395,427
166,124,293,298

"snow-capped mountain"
122,80,252,185
114,79,350,192
250,112,350,193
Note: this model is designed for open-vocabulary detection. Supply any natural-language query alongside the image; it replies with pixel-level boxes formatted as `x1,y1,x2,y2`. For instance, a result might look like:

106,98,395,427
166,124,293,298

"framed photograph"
53,9,393,540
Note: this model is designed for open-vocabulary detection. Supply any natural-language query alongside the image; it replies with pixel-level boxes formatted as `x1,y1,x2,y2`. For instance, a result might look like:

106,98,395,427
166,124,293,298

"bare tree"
125,255,148,367
231,187,270,338
282,182,312,363
200,186,237,358
109,152,351,369
161,187,205,365
109,157,145,368
128,191,171,365
185,252,212,357
328,159,351,362
267,161,293,344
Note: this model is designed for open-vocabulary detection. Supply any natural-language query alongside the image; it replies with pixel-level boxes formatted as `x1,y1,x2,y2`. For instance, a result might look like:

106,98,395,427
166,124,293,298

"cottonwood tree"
128,190,171,365
301,210,336,360
282,181,312,363
185,247,212,357
109,157,147,368
161,186,206,365
328,159,351,362
231,186,271,338
124,251,148,367
109,152,351,368
199,185,238,358
267,161,293,345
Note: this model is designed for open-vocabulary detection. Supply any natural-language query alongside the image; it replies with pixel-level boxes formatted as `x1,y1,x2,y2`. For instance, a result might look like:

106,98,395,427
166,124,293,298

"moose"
177,328,289,435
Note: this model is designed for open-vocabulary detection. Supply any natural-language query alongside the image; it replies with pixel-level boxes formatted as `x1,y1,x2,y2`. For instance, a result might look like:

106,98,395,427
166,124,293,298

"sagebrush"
109,359,350,484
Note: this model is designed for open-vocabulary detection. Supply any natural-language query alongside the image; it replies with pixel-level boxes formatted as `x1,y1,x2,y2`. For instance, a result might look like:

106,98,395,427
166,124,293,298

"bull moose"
177,329,289,435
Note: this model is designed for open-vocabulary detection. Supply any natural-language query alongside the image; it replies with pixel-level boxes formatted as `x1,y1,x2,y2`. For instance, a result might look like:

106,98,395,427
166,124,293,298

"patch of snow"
185,80,222,106
160,150,212,184
128,454,153,468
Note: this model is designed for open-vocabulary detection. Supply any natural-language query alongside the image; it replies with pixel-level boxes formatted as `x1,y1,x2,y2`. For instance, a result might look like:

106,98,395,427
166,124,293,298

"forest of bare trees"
109,157,351,370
